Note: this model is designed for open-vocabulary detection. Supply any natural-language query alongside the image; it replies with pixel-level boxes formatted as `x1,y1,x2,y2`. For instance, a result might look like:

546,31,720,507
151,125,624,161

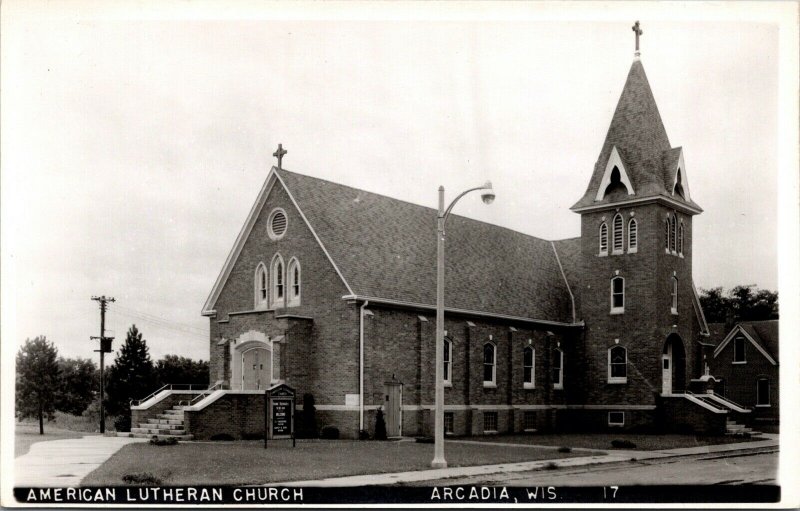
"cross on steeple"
632,20,643,55
273,143,287,169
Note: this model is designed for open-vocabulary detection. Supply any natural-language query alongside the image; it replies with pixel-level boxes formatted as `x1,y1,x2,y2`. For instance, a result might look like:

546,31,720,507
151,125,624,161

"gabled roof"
572,59,701,213
205,167,579,325
710,320,779,364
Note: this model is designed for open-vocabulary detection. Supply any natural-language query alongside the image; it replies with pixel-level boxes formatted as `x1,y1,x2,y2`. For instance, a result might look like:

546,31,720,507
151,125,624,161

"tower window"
523,346,535,388
608,346,627,383
610,276,625,314
604,166,629,197
678,222,684,256
669,214,677,253
483,342,496,386
671,277,678,314
664,219,670,252
628,218,638,253
599,222,608,255
612,214,624,254
674,169,685,199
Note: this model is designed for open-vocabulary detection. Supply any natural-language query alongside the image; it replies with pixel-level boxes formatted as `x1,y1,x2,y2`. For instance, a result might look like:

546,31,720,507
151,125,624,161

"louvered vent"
269,210,287,238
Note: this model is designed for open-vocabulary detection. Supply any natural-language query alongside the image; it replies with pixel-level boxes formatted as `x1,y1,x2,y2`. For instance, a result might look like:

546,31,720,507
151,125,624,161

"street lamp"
432,180,495,469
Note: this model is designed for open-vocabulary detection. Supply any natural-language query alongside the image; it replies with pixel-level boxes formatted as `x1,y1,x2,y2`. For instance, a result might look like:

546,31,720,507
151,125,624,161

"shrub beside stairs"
117,405,193,440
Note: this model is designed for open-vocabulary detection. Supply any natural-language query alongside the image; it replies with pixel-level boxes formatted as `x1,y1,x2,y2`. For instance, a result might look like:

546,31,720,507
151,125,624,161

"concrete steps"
726,419,762,437
120,404,193,440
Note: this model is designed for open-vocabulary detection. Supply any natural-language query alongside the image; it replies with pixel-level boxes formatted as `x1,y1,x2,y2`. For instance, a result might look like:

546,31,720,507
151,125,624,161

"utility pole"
91,295,115,433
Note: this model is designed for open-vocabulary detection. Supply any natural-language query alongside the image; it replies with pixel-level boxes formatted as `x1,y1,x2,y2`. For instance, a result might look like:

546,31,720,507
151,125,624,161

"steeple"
571,28,701,213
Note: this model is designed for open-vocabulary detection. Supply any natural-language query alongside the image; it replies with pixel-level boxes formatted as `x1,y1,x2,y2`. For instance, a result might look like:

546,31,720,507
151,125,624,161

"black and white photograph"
2,1,798,507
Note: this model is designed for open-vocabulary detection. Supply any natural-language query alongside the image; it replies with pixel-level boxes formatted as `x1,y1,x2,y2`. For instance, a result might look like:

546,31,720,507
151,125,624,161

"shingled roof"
572,59,701,212
276,169,576,324
709,320,779,363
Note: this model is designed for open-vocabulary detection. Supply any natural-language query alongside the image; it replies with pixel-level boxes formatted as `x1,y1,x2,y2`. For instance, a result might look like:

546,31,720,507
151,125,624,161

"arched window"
669,214,677,253
678,222,684,256
483,343,496,386
671,276,678,314
443,338,452,385
665,218,670,252
270,254,285,306
552,348,564,389
599,222,608,255
628,218,638,252
523,346,535,388
612,214,624,254
608,345,627,383
254,264,268,309
610,276,625,314
287,258,301,307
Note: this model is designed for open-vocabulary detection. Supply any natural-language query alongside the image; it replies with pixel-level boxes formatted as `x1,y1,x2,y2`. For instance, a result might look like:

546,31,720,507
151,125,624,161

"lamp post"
432,181,495,469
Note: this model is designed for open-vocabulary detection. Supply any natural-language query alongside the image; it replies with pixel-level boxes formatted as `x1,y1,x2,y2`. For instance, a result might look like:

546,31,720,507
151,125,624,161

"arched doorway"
662,334,686,395
229,330,274,390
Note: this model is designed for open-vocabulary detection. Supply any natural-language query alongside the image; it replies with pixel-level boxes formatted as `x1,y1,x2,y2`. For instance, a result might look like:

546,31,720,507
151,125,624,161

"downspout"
359,300,369,432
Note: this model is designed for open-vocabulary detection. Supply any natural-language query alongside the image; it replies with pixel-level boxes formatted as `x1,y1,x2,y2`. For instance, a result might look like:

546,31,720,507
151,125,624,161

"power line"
108,303,207,335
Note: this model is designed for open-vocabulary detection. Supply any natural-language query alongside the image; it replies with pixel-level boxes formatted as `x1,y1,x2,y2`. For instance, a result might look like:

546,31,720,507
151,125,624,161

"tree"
154,355,209,388
105,325,156,417
699,285,778,324
16,337,61,434
56,357,98,416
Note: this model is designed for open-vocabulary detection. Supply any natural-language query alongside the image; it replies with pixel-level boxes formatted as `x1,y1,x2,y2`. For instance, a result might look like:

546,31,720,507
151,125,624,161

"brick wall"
658,395,727,435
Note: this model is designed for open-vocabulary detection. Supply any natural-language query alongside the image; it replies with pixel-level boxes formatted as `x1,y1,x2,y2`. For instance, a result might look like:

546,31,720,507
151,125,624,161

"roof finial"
273,143,287,170
632,20,643,60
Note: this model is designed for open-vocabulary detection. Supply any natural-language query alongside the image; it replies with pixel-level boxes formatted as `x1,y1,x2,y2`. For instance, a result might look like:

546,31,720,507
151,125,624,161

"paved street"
415,448,778,487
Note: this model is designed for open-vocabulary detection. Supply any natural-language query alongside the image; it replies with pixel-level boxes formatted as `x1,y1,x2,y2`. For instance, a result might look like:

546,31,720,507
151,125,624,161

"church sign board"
264,383,296,448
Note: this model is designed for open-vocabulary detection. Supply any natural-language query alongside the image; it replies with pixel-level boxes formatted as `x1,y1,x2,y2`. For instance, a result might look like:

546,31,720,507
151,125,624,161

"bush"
611,439,637,449
210,433,235,441
114,414,132,433
358,429,370,440
415,436,434,443
543,462,559,470
241,432,262,440
374,409,387,441
557,446,572,453
122,472,162,485
297,394,318,439
149,436,178,446
320,425,339,439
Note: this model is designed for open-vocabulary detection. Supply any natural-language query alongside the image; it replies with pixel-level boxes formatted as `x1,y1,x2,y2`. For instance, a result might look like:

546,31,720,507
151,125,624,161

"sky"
1,2,793,363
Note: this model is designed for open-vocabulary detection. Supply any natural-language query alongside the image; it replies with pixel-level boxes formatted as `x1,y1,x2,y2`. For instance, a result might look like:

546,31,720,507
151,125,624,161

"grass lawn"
82,439,597,486
463,433,758,451
15,422,98,457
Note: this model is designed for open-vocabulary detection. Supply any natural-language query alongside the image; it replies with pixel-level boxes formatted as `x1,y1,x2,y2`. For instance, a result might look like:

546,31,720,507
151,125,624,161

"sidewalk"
14,435,146,487
279,434,778,487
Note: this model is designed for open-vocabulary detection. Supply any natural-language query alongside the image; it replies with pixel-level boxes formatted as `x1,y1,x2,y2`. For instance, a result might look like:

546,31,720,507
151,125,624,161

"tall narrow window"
599,222,608,255
733,336,746,363
483,343,496,386
552,349,563,389
678,223,684,256
756,378,770,406
523,346,535,388
287,258,301,307
665,219,670,251
612,214,624,254
608,346,627,383
628,218,638,252
254,264,268,309
443,338,452,385
270,255,285,306
610,276,625,314
669,214,677,253
671,277,678,314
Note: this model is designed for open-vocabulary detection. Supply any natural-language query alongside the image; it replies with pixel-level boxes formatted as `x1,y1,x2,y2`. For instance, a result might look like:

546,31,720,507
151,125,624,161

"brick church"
130,27,755,440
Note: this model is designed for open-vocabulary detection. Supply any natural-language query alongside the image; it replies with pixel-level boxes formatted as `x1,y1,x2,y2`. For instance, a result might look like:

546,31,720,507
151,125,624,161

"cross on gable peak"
273,143,287,170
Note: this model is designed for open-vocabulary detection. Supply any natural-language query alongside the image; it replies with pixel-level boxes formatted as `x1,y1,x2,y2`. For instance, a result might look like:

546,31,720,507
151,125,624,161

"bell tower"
570,24,704,413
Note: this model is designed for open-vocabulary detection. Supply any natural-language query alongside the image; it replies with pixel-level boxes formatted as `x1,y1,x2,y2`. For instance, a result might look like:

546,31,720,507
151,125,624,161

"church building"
130,25,753,440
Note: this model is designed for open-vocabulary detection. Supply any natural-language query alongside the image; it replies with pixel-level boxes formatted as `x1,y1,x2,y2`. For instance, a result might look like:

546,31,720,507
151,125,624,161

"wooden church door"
383,382,403,437
242,347,271,390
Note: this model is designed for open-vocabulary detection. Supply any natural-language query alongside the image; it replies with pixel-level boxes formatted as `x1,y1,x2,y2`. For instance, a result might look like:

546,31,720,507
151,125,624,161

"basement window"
483,411,498,433
608,411,625,427
444,412,455,434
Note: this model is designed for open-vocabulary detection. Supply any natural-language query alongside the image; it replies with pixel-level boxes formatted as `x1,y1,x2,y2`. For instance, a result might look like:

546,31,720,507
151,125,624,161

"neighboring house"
707,321,779,425
129,27,750,440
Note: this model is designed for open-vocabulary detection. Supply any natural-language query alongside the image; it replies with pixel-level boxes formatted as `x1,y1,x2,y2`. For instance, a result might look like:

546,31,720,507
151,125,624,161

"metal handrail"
708,391,752,412
130,383,210,406
179,381,224,407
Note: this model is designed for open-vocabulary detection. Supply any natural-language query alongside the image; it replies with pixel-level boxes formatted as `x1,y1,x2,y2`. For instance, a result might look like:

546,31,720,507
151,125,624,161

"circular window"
268,208,288,239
